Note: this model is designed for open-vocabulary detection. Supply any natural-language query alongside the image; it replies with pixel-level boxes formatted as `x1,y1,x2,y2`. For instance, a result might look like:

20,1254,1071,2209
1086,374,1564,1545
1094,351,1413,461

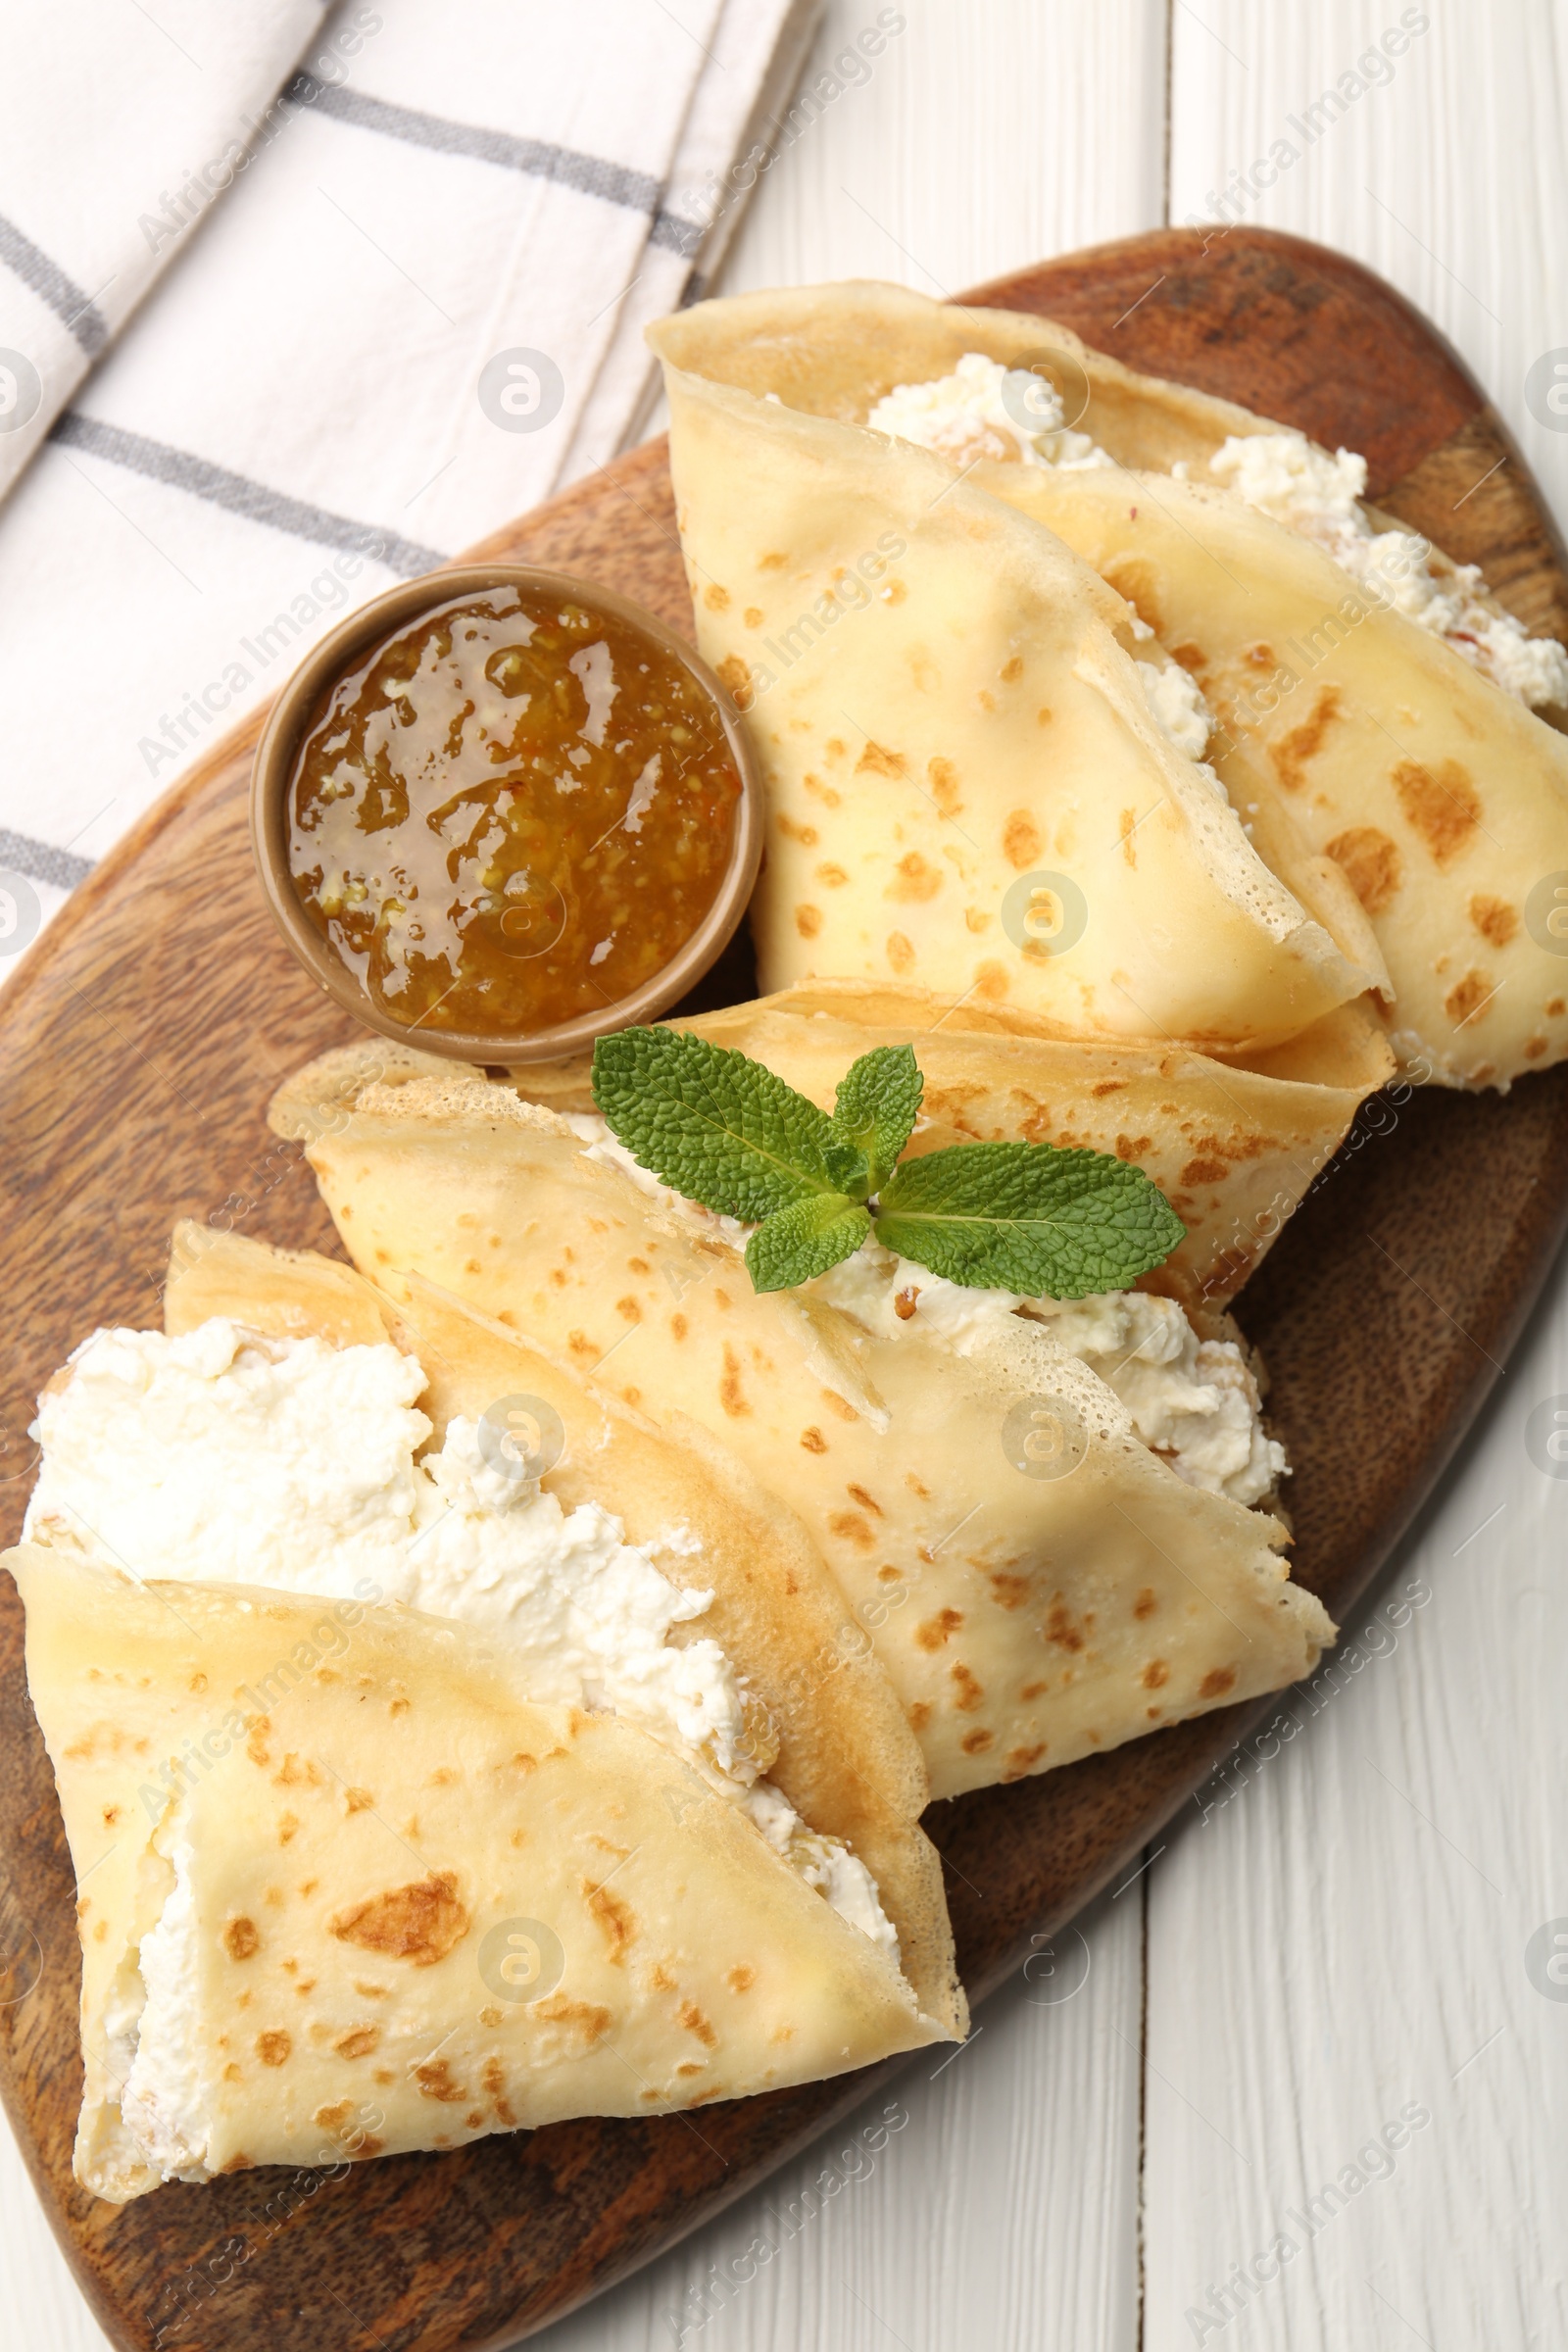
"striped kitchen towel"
0,0,822,977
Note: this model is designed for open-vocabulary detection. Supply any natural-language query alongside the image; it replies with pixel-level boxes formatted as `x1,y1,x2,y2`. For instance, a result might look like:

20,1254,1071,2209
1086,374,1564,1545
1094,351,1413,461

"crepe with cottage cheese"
650,282,1568,1088
644,338,1382,1059
507,982,1391,1318
11,1546,944,2202
270,1041,1336,1803
158,1221,959,2035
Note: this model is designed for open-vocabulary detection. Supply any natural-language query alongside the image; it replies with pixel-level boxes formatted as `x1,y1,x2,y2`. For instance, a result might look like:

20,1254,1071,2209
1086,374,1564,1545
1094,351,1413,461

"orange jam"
286,586,742,1034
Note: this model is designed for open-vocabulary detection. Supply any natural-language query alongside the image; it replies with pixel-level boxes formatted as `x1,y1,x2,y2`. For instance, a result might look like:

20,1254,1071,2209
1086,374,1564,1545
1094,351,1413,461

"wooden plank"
1146,12,1568,2344
717,0,1169,301
0,2127,113,2352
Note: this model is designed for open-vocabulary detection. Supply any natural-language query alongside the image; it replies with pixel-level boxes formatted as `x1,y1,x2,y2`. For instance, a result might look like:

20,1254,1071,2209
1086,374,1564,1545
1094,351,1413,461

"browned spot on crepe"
886,930,915,974
720,1344,750,1417
887,852,942,903
1181,1155,1228,1188
1469,893,1519,947
1270,687,1343,790
800,1426,827,1453
1445,968,1494,1027
256,2032,291,2067
1200,1666,1237,1699
856,740,906,778
1142,1659,1169,1690
915,1607,964,1651
416,2060,468,2103
1119,808,1139,869
1102,557,1160,631
1002,1743,1048,1782
926,757,961,814
679,2000,718,2048
950,1663,984,1711
224,1917,260,1962
828,1509,875,1548
1325,825,1403,915
796,904,822,938
1046,1599,1084,1652
585,1879,638,1963
329,1873,470,1967
334,2026,380,2059
1391,757,1481,866
702,583,729,612
1003,810,1043,870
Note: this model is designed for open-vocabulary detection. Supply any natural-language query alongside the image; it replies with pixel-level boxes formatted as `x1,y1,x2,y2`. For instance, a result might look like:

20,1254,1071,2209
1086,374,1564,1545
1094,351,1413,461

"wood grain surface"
3,225,1566,2352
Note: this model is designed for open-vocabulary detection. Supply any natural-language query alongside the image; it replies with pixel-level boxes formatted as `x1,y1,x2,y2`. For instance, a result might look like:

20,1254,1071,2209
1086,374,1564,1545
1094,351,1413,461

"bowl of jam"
251,566,763,1061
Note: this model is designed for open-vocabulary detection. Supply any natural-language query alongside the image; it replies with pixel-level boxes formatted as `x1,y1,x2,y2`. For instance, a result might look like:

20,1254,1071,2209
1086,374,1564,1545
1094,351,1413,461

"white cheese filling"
807,1247,1285,1510
868,350,1112,474
871,353,1568,710
29,1321,903,2175
1207,429,1568,709
565,1123,1286,1511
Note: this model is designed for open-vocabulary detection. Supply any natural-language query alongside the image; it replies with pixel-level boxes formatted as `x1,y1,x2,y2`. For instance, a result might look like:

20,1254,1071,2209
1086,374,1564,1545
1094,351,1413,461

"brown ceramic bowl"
250,564,763,1064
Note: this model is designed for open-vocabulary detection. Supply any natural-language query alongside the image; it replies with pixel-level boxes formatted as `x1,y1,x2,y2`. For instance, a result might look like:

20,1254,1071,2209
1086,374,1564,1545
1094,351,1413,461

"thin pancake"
270,1042,1336,1802
162,1223,961,2036
12,1546,944,2201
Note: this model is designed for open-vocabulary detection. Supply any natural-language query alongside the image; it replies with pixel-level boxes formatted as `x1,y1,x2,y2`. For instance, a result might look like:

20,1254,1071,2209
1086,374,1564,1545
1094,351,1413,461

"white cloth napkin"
0,0,822,975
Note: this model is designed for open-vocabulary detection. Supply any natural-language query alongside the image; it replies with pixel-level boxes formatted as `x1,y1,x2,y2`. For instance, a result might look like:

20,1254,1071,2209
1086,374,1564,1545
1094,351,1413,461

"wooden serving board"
4,225,1567,2352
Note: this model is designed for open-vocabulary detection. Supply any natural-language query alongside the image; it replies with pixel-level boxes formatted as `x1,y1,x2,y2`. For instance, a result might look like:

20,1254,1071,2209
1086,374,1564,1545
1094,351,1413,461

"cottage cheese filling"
29,1320,902,2174
808,1247,1285,1509
870,354,1568,710
565,1122,1285,1510
868,350,1111,473
1205,429,1568,709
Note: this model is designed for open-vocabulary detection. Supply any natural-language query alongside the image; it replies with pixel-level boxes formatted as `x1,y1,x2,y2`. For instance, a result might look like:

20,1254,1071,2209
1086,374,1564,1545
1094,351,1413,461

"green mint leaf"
592,1027,851,1221
831,1045,923,1194
822,1137,872,1199
873,1141,1185,1298
745,1196,871,1293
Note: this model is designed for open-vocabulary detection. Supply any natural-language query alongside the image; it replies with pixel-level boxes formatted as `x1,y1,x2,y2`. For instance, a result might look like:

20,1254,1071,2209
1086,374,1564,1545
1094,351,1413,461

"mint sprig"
590,1028,1184,1298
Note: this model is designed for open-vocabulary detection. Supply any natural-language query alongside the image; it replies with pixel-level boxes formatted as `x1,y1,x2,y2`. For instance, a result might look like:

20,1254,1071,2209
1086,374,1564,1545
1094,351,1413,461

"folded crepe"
270,1041,1336,1805
645,327,1384,1061
159,1223,958,2035
13,1547,944,2201
649,282,1568,1089
18,1242,963,2191
506,982,1390,1317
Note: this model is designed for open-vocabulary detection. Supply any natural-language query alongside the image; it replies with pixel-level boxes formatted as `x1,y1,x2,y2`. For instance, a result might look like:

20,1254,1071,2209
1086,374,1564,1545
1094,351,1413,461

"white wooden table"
5,6,1565,2347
